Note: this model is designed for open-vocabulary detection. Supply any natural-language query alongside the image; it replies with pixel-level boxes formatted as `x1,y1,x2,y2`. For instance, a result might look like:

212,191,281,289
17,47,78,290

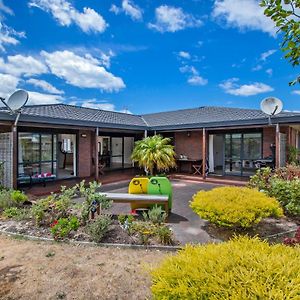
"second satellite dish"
260,97,283,116
6,90,29,112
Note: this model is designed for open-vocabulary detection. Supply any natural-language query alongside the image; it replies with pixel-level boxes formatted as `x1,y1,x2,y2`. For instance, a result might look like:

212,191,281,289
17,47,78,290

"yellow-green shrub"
151,236,300,299
190,186,283,228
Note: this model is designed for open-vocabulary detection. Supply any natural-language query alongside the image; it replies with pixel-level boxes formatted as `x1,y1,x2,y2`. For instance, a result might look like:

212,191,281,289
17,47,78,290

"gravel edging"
0,229,182,252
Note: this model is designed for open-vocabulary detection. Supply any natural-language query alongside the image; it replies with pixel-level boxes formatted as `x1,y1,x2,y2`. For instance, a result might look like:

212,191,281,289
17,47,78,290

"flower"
50,220,58,228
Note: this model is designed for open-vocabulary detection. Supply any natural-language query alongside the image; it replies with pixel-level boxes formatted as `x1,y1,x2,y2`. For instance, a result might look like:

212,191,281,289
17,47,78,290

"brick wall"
78,130,93,177
263,127,276,158
174,131,202,159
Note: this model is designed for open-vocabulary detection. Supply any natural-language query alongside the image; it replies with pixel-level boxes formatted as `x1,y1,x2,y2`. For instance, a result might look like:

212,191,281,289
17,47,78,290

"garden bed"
204,216,298,243
0,181,179,247
0,216,179,247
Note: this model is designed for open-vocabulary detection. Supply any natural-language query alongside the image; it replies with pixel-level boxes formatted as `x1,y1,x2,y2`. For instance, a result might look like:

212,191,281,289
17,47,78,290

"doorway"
98,136,135,170
209,132,262,177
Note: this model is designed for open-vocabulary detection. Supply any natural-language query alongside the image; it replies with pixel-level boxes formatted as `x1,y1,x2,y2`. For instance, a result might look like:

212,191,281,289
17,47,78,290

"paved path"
102,179,222,245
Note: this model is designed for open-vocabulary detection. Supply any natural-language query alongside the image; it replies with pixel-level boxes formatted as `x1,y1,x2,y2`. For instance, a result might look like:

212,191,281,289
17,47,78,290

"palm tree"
131,135,176,175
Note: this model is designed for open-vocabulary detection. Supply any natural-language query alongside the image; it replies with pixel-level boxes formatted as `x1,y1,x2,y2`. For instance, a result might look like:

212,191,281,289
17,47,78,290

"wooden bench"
99,192,169,214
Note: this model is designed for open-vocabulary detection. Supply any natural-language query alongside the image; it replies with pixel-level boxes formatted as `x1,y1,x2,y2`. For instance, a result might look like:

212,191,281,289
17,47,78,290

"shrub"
248,167,273,191
269,178,300,215
142,205,167,225
284,227,300,246
50,216,80,239
10,190,27,205
0,189,14,209
151,236,300,299
3,207,30,220
77,181,112,224
190,187,283,228
0,189,28,210
155,225,174,245
118,214,134,230
86,215,112,243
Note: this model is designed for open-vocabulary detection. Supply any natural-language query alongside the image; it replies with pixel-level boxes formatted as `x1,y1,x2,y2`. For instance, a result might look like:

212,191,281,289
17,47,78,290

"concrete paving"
102,179,223,245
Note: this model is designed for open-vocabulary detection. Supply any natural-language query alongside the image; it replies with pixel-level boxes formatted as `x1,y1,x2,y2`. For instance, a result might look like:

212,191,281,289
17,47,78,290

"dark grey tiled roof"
1,104,300,130
142,106,300,129
5,104,147,130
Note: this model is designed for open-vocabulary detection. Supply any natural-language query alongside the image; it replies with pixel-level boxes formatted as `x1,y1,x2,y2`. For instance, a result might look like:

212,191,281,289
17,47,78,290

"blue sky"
0,0,299,114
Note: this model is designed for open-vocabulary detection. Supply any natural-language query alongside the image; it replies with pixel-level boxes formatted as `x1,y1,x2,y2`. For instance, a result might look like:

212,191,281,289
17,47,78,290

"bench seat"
99,192,169,213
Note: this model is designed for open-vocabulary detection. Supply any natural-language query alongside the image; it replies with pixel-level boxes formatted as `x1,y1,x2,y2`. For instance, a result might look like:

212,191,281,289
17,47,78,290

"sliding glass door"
224,132,262,176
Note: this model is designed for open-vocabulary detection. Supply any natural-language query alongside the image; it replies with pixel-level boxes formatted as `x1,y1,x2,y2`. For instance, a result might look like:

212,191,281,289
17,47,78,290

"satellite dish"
5,90,29,112
261,97,283,116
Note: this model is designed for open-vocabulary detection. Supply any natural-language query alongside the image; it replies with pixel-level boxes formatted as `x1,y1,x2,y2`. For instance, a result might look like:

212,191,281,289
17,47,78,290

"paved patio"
102,179,223,245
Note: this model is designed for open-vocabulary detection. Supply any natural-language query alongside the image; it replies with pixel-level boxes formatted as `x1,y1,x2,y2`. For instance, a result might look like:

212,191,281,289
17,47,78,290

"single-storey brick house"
0,104,300,188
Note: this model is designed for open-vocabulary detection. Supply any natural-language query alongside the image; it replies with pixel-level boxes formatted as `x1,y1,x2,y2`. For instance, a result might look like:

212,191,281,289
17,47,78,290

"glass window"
18,132,58,178
41,134,52,161
243,133,262,160
19,133,40,163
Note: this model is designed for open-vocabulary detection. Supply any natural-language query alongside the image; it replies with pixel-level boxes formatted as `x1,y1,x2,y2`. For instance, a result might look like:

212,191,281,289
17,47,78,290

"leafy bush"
0,189,28,210
118,214,134,230
50,216,80,239
155,225,174,245
0,189,14,209
150,236,300,299
3,207,30,220
269,178,300,215
31,196,53,226
248,167,273,191
190,187,283,228
77,181,111,224
86,215,112,243
284,227,300,246
10,190,28,205
142,205,167,225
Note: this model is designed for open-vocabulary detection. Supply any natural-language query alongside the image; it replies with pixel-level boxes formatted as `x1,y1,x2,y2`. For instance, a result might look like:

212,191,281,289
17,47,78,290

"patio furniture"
17,172,56,187
192,164,202,175
98,192,169,215
177,158,202,173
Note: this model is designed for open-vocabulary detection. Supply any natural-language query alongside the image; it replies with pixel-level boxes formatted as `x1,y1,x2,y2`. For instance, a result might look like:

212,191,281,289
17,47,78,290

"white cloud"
178,51,191,60
82,99,116,111
0,73,20,98
122,0,143,21
188,75,208,86
149,5,202,33
179,65,198,75
98,50,115,69
260,49,276,61
26,78,64,94
220,78,274,96
41,50,125,92
266,68,273,76
212,0,276,36
0,22,25,52
110,0,142,21
292,90,300,95
29,0,108,33
27,91,63,105
76,99,132,114
0,0,13,15
252,64,262,71
179,65,207,86
0,54,47,77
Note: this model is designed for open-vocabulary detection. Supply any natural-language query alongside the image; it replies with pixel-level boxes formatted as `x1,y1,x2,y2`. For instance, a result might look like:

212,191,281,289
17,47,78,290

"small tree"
260,0,300,85
131,135,176,175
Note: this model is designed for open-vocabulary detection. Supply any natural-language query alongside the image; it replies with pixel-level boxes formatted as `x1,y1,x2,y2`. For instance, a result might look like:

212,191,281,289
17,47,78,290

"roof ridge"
141,105,262,116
